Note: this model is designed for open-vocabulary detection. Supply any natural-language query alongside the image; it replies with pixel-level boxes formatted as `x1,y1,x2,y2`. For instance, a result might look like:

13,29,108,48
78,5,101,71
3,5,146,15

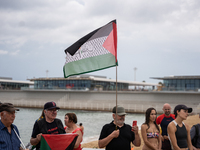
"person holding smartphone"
98,106,141,150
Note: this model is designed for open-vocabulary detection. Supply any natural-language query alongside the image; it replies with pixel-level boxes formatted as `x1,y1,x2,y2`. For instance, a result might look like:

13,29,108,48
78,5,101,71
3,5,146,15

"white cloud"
0,50,8,55
0,49,20,55
10,50,20,55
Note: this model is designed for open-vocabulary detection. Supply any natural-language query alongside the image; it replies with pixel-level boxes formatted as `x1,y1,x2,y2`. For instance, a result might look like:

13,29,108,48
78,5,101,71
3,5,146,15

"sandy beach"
81,114,199,149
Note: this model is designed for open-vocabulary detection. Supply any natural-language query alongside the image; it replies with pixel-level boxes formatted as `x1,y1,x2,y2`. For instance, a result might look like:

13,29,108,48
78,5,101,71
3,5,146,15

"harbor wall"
0,90,200,114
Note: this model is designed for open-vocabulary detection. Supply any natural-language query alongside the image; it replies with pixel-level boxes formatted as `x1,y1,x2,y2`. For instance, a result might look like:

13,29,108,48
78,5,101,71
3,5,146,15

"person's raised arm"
132,125,141,146
141,124,157,150
98,129,119,148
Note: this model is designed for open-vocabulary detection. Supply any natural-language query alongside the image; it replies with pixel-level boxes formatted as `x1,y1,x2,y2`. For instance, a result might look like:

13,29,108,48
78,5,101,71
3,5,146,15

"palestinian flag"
40,134,78,150
63,20,117,78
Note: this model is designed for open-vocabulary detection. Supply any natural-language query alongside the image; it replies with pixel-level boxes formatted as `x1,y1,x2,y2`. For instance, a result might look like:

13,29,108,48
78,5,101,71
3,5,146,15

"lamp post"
46,70,49,78
134,67,137,90
134,67,137,81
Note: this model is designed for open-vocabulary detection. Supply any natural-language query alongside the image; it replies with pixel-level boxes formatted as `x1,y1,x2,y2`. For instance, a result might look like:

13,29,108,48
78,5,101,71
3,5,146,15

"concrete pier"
0,90,200,114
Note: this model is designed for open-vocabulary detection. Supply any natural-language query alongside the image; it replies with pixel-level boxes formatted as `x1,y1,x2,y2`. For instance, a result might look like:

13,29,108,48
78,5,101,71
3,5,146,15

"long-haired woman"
141,107,161,150
64,113,83,150
167,104,193,150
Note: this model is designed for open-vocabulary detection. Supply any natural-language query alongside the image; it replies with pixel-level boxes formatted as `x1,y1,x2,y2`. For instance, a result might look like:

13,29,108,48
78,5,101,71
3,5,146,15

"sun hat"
0,103,19,112
44,101,60,110
112,106,127,115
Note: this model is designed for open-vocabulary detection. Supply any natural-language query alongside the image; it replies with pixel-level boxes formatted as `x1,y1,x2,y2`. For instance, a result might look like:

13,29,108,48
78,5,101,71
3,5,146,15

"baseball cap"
0,103,19,112
174,104,193,114
112,106,127,116
44,101,60,110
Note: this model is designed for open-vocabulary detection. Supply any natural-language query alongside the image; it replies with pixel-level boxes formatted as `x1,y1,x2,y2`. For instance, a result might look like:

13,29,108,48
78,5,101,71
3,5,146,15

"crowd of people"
0,101,200,150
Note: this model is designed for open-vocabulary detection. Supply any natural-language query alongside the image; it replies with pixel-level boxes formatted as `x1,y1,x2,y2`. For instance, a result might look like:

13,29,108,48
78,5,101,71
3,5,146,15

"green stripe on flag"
63,53,117,78
40,136,51,150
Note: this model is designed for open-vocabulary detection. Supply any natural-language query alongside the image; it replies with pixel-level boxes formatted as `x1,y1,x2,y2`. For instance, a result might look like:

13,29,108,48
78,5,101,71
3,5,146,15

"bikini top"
147,132,159,138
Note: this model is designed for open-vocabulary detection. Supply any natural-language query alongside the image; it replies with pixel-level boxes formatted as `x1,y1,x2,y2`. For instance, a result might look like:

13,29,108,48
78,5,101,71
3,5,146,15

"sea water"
14,108,145,146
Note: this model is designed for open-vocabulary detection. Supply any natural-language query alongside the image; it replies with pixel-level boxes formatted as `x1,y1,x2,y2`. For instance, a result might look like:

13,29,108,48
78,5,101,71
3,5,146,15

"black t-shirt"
99,121,135,150
46,121,59,134
32,120,59,138
31,118,65,150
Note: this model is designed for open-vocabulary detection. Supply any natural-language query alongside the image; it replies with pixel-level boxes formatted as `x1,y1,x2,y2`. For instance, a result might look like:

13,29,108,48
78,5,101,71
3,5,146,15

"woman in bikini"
141,107,161,150
167,104,193,150
64,113,83,150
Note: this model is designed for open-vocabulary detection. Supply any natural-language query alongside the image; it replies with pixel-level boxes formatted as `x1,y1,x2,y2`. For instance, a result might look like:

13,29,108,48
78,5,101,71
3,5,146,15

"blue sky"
0,0,200,83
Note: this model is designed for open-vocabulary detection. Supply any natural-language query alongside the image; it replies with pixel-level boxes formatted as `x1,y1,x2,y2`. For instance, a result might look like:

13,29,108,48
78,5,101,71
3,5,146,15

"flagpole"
13,128,26,150
115,65,118,130
116,65,118,109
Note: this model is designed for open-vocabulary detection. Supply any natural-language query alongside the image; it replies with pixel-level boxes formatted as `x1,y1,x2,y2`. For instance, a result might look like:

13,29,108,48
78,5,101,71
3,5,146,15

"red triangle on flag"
103,22,117,62
42,133,78,150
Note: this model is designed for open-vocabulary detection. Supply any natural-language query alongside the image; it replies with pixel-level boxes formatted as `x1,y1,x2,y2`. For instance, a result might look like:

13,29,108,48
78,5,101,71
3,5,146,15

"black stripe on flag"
65,20,116,56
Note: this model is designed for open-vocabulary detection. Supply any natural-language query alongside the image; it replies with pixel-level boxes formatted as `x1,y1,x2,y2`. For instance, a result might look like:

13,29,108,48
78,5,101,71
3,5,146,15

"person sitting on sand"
65,113,83,150
141,107,161,150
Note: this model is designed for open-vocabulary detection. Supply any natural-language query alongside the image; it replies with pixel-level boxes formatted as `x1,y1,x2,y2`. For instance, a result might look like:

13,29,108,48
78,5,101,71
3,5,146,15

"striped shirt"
0,120,21,150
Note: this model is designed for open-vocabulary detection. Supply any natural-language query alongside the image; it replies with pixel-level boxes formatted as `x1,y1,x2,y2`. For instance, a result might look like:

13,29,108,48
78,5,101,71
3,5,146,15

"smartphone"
132,120,137,127
132,121,137,131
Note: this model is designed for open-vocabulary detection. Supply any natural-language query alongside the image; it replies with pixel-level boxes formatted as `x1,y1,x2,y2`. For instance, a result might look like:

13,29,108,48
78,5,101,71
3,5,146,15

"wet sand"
81,114,199,149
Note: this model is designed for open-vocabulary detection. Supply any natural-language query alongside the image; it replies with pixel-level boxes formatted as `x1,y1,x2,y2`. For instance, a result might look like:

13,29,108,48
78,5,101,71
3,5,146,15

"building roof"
0,79,34,85
0,77,12,80
93,77,160,86
151,75,200,80
30,75,160,87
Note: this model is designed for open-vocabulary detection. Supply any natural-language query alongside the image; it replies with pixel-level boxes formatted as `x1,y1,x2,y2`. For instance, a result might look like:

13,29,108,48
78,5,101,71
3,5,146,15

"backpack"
192,124,199,147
